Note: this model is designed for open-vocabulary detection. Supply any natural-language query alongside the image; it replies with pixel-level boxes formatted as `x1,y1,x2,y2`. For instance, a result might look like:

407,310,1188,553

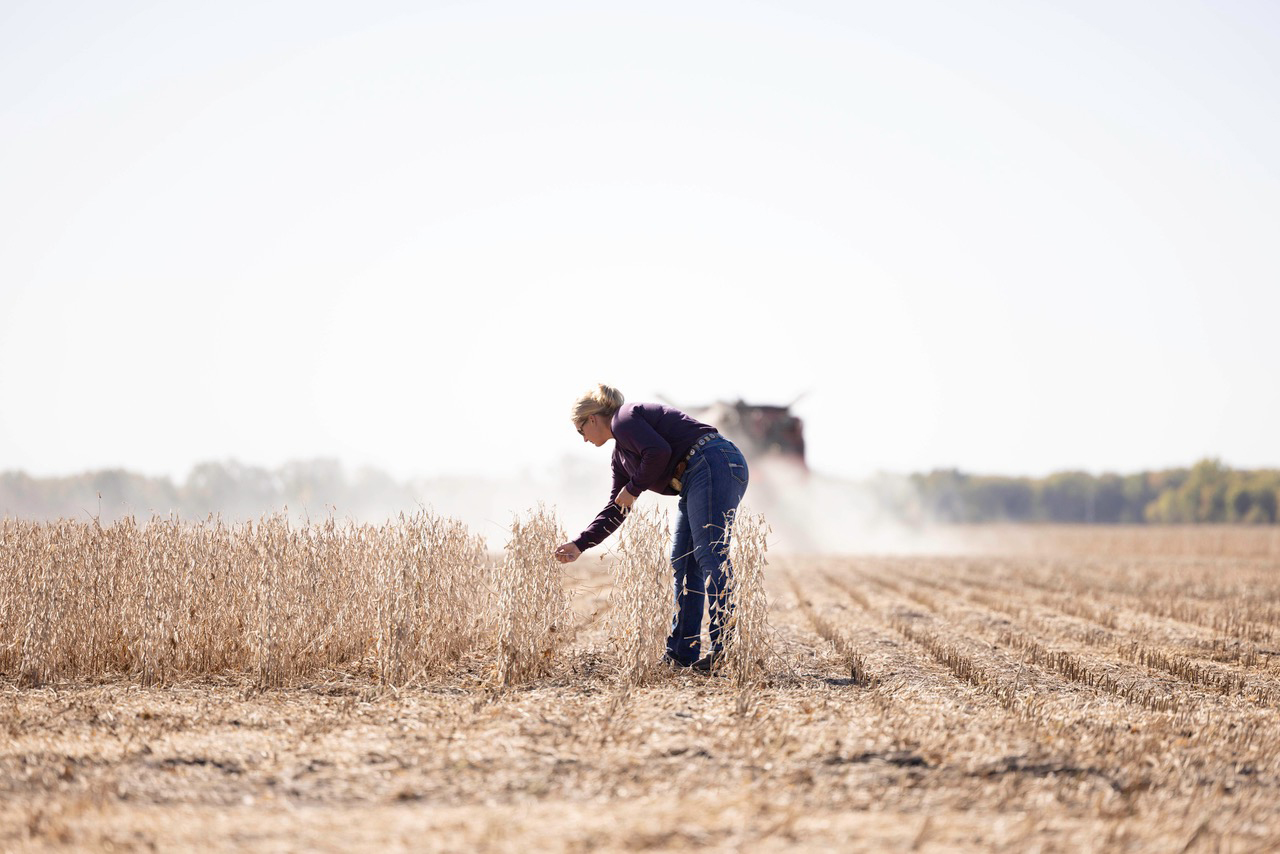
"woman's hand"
614,487,637,513
554,542,581,564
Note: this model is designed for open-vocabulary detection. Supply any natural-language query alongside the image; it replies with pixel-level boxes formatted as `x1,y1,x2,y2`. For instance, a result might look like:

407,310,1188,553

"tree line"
900,458,1280,524
3,457,1278,525
0,459,420,523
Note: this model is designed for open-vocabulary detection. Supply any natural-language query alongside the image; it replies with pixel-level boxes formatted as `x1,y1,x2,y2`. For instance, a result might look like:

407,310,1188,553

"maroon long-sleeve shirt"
571,402,718,552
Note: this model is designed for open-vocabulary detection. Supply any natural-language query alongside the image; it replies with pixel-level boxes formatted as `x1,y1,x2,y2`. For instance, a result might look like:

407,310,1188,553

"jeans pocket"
723,450,749,486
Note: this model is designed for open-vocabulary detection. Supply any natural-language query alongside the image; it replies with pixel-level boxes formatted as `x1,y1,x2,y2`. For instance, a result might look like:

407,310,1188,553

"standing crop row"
2,511,507,687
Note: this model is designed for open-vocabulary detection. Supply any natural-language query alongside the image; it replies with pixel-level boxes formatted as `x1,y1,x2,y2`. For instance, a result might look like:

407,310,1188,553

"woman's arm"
566,460,629,554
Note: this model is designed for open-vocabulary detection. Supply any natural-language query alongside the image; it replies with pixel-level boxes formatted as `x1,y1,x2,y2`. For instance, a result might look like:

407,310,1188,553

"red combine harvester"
662,396,808,472
660,395,823,550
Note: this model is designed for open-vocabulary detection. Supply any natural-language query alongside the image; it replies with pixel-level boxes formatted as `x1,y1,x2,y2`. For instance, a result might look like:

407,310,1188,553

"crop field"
3,518,1280,852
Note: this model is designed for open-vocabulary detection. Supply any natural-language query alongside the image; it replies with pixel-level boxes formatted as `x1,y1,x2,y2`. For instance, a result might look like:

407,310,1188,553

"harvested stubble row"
980,557,1280,642
939,559,1280,672
905,567,1273,701
804,558,1280,802
869,567,1241,714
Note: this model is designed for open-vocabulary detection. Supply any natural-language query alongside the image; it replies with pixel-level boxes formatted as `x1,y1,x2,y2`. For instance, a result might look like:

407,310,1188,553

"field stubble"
3,518,1280,852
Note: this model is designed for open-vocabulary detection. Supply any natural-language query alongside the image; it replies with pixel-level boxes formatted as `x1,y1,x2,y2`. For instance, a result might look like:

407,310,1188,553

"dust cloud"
2,455,960,556
423,456,958,557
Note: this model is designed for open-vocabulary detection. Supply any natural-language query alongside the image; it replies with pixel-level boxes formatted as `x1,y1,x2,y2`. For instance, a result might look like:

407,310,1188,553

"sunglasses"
575,415,590,437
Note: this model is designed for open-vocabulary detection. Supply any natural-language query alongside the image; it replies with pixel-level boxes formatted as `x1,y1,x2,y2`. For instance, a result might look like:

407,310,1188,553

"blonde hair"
571,383,625,424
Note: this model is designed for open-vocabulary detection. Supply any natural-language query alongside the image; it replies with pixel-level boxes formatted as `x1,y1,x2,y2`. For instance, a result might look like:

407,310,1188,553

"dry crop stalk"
492,505,571,687
605,505,673,688
375,510,492,687
719,508,776,690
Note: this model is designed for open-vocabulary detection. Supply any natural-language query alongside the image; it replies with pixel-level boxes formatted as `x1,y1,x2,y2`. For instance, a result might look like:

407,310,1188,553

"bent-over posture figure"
554,384,749,670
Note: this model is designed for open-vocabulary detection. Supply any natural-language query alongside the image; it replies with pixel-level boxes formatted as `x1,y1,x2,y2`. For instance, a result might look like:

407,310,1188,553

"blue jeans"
666,437,749,665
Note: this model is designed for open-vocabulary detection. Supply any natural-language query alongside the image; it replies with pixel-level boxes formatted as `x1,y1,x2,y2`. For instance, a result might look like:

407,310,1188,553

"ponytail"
570,383,625,423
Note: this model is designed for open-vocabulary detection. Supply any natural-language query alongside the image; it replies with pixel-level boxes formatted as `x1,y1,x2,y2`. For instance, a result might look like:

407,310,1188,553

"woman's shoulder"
612,401,643,425
616,401,682,422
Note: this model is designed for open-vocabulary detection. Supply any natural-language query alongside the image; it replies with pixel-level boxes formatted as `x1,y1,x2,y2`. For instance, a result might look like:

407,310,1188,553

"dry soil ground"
4,527,1280,852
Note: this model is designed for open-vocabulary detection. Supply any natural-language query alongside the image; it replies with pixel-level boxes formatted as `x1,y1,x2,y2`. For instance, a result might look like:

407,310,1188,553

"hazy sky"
2,0,1278,483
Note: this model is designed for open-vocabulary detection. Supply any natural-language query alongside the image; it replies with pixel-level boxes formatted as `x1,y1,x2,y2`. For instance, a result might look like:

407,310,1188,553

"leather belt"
670,433,723,492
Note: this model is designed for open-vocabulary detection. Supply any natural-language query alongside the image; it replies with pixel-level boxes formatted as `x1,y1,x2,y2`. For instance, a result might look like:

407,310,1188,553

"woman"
554,384,750,670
